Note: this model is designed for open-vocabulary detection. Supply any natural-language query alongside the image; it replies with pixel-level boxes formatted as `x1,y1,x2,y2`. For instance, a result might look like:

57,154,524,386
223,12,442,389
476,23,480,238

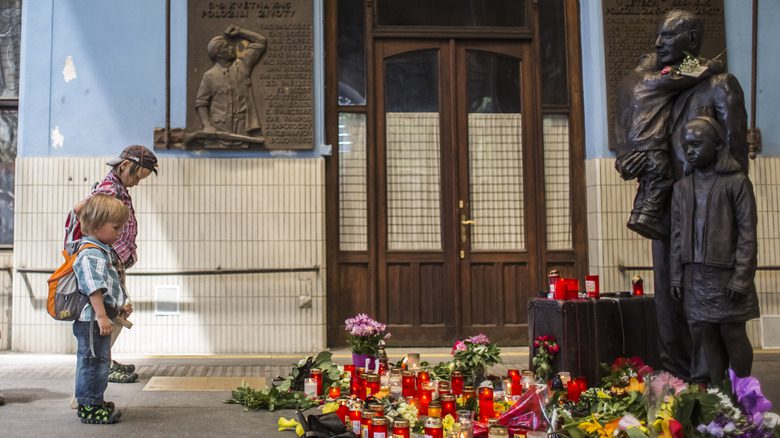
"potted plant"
451,334,502,386
344,313,390,370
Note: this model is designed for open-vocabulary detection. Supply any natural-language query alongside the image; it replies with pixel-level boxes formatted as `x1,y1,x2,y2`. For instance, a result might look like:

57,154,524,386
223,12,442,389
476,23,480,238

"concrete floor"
0,348,778,437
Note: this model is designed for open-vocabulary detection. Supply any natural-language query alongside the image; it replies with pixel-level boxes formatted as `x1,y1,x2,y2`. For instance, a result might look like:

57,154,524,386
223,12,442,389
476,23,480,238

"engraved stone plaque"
187,0,313,150
603,0,726,151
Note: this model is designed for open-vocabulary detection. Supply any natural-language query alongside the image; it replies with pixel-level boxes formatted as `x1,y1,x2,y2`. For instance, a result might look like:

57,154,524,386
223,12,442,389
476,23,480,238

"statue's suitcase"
528,297,659,386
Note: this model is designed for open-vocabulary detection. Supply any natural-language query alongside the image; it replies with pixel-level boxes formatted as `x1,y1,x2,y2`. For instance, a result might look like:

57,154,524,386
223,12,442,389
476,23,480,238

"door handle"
460,214,476,245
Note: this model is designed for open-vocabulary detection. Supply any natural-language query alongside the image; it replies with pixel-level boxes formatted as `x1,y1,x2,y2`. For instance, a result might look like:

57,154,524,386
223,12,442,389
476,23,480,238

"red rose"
550,344,559,354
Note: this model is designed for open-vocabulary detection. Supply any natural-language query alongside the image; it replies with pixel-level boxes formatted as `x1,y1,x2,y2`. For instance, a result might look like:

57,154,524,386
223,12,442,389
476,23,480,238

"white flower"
764,412,780,429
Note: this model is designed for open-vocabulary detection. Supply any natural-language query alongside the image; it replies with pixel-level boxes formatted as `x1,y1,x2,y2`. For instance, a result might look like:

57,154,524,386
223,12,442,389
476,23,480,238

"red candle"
328,385,341,399
371,417,388,438
478,386,494,422
450,371,464,395
416,370,430,396
554,279,568,300
566,278,579,299
350,376,361,397
567,377,588,403
441,394,456,418
585,274,600,299
402,370,416,397
365,373,380,397
507,369,521,396
349,405,362,435
361,411,374,438
344,364,356,378
424,417,443,438
419,388,432,416
336,398,349,426
632,275,644,296
392,419,411,438
310,368,323,396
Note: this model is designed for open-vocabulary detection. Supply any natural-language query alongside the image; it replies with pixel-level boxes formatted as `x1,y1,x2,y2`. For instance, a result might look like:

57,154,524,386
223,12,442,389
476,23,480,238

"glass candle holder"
392,418,411,438
402,370,416,397
365,373,380,397
450,371,464,395
558,371,571,388
416,370,431,395
419,382,434,416
441,394,456,418
304,378,317,397
424,416,443,438
427,400,442,418
462,386,476,403
310,368,323,396
371,416,388,438
349,405,363,435
344,364,356,378
507,369,521,396
336,398,350,426
361,410,375,438
388,369,402,396
438,380,451,396
406,353,421,370
478,387,494,422
328,385,341,399
457,416,474,438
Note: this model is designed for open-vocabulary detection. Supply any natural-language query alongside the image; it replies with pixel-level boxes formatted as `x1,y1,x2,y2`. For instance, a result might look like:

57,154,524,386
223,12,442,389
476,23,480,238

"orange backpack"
47,243,100,320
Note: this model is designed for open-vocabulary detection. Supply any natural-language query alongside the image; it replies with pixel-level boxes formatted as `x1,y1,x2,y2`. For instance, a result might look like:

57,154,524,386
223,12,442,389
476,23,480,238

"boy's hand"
96,315,112,336
120,303,134,318
726,288,742,301
671,286,683,302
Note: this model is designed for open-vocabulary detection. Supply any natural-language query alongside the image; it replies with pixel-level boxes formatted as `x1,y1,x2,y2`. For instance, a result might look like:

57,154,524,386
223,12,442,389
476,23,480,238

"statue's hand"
224,25,241,38
726,288,741,301
615,150,647,180
671,286,683,302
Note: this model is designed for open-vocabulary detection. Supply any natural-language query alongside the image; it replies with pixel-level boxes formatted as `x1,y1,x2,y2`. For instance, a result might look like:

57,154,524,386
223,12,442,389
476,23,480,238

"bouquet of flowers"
344,313,390,356
531,335,559,382
451,333,502,386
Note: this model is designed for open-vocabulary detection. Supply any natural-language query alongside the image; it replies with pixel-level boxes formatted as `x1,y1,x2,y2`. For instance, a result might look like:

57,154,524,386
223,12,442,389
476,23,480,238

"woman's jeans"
73,320,111,406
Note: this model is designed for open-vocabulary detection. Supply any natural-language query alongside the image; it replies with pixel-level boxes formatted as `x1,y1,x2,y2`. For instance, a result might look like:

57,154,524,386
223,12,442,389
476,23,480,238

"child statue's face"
683,120,719,170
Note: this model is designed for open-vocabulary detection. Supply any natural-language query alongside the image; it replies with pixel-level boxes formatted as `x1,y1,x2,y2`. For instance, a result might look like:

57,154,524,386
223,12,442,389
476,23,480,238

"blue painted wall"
18,0,326,159
582,0,780,159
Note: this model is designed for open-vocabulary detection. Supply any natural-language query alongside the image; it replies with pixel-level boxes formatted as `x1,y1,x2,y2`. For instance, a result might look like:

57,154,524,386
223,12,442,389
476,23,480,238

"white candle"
304,378,317,397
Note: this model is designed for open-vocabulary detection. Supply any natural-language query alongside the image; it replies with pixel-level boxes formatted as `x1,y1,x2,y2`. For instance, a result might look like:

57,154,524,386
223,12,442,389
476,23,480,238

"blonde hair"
78,194,130,235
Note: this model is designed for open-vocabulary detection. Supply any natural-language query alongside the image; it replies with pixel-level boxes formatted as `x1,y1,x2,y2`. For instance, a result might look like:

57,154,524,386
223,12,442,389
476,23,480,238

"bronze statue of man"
614,10,749,381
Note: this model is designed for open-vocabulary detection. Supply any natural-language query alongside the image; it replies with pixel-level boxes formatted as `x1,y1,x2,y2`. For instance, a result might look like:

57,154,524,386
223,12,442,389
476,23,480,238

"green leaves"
226,381,318,411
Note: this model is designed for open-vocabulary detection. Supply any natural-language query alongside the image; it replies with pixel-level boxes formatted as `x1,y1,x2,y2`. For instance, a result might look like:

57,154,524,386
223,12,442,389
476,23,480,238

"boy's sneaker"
78,404,121,424
110,360,135,374
108,370,139,383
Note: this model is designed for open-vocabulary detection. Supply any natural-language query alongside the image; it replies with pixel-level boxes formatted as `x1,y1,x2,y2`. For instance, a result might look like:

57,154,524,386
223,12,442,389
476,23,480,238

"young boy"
669,116,759,384
72,194,131,424
65,145,158,383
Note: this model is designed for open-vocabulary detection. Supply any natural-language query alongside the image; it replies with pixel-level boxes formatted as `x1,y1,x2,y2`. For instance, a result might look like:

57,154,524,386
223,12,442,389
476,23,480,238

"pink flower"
660,66,672,75
451,340,467,355
550,344,559,354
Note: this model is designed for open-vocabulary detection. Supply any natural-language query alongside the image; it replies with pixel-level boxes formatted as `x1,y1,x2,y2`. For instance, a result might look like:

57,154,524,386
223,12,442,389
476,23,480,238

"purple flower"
729,369,773,426
697,420,725,437
466,334,491,345
344,313,387,337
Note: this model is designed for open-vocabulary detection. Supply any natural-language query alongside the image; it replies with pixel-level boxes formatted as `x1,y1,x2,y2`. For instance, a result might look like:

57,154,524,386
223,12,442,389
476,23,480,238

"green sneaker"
110,361,135,374
78,404,121,424
108,370,138,383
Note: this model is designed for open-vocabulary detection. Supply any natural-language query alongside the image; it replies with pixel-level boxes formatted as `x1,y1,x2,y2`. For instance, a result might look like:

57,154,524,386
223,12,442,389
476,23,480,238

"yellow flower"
627,377,644,393
579,418,609,438
278,417,305,436
442,414,456,432
604,418,620,437
321,402,339,414
596,389,611,399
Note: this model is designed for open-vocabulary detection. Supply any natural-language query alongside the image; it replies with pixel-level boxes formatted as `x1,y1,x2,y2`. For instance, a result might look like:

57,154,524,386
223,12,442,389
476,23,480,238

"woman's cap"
106,145,159,175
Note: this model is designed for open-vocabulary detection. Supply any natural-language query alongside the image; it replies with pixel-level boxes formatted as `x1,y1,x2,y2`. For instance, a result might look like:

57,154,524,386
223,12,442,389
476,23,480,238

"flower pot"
352,352,377,371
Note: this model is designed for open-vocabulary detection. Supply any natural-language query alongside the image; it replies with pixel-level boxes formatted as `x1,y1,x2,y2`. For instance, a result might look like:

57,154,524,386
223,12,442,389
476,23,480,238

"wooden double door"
330,39,546,346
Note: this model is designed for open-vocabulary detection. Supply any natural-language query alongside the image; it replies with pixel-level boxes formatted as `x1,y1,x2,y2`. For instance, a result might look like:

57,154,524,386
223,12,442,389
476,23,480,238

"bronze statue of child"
670,116,759,384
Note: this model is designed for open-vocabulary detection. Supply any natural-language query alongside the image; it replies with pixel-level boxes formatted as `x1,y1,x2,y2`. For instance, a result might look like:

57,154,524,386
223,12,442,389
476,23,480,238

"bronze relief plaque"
187,0,313,150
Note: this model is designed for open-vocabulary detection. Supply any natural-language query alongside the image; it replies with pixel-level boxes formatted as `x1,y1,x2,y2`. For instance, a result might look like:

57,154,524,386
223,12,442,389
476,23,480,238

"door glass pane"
467,51,524,251
0,0,21,99
338,0,365,105
385,51,441,251
543,115,572,250
0,109,16,245
539,0,568,106
376,0,526,27
339,113,368,251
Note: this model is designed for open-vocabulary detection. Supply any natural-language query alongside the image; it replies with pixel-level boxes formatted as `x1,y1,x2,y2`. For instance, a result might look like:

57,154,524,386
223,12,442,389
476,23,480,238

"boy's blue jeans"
73,320,111,406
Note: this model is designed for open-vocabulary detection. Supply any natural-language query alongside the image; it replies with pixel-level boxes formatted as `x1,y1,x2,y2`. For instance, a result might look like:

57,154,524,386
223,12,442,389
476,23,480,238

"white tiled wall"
586,157,780,347
9,157,326,354
0,251,11,350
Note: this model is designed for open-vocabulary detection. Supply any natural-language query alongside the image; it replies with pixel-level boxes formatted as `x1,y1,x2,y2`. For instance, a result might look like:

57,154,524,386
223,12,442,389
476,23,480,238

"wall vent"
154,285,180,316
